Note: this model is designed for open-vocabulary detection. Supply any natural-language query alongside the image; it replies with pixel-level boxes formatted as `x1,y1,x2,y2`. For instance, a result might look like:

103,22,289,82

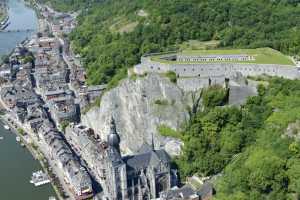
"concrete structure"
134,51,300,80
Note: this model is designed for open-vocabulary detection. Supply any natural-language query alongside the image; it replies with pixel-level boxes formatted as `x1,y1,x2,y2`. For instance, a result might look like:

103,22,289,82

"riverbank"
0,114,63,200
0,38,64,200
0,2,91,198
0,118,57,199
0,0,58,199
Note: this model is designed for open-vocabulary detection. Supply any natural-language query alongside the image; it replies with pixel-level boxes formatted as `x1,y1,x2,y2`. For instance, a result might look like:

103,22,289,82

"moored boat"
30,170,51,187
3,125,10,130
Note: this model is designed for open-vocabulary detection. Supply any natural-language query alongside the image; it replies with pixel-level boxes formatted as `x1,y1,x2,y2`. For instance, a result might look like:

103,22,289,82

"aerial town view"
1,0,300,200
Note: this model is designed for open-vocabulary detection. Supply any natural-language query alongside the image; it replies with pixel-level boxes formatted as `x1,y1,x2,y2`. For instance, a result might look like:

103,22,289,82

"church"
102,118,173,200
65,118,174,200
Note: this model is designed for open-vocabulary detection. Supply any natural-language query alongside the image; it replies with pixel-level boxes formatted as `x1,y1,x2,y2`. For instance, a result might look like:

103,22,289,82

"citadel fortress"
134,48,300,87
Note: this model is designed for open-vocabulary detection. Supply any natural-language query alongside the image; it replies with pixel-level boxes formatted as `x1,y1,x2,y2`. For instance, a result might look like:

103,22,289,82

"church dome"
107,117,121,148
108,132,120,147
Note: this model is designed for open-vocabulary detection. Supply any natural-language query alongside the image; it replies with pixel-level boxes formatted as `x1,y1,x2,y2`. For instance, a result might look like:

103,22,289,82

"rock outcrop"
81,74,189,156
285,120,300,140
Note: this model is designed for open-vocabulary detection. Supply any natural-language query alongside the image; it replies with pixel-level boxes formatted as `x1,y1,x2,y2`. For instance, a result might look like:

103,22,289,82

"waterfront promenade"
0,0,57,199
0,0,97,198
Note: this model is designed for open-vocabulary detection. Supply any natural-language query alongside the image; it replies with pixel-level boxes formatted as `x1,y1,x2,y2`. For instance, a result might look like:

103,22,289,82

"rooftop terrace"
150,48,295,66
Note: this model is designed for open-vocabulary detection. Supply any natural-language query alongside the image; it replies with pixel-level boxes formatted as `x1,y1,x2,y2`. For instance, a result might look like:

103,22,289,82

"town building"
0,85,40,109
38,122,94,200
159,183,213,200
48,95,78,125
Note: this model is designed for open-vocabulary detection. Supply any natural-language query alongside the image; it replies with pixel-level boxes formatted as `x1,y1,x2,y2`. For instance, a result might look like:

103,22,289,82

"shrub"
17,128,25,135
202,85,228,108
165,71,177,83
154,99,169,106
158,125,181,138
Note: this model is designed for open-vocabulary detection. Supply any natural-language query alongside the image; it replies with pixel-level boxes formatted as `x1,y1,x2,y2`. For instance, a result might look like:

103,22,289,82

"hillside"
40,0,300,199
42,0,300,86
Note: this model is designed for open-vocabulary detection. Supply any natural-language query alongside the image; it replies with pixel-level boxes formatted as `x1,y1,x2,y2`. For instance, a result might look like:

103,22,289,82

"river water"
0,0,37,56
0,0,57,199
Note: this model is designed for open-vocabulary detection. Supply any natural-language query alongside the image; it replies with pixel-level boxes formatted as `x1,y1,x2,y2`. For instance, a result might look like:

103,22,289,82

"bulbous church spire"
107,116,121,153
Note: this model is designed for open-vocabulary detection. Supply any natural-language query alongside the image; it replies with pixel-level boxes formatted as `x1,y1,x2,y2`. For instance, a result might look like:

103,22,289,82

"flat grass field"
151,48,295,66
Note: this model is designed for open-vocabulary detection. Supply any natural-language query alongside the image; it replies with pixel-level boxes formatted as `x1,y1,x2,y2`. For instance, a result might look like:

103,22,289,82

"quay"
0,1,93,198
0,28,34,33
0,0,58,199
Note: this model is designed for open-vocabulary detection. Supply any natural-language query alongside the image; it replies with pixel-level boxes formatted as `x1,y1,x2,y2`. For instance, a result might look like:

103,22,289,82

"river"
0,0,37,56
0,0,57,199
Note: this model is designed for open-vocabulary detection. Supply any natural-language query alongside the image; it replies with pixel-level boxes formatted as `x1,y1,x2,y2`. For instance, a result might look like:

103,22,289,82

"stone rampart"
134,56,300,79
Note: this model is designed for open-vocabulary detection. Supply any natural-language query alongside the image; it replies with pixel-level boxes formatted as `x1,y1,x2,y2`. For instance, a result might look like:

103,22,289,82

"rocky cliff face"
81,74,189,156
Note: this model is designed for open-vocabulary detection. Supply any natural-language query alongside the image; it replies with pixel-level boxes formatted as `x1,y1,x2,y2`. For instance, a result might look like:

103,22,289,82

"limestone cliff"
81,74,189,156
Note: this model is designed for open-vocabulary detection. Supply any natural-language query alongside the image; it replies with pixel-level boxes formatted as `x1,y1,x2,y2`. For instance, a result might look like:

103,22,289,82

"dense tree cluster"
176,78,300,199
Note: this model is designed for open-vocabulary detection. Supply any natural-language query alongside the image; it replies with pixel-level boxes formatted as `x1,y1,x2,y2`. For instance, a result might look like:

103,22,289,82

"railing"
0,29,35,33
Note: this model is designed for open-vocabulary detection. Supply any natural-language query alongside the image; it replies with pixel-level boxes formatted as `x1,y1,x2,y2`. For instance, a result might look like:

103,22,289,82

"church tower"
106,116,128,200
107,116,121,154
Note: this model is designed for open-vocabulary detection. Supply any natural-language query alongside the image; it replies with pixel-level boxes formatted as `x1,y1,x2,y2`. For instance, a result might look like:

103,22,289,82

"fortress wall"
177,76,226,92
136,57,300,79
171,63,226,77
135,57,171,74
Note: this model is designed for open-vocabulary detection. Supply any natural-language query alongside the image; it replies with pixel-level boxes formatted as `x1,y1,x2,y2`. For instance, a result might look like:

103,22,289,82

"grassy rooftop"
151,48,295,66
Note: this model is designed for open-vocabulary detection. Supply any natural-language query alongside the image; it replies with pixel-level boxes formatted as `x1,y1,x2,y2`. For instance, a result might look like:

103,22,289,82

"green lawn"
151,48,295,66
179,40,220,51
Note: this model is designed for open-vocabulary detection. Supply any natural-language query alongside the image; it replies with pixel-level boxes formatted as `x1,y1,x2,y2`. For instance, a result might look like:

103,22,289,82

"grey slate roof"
160,185,198,199
124,149,171,171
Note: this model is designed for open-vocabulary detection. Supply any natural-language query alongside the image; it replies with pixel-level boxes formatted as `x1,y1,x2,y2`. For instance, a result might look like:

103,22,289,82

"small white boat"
49,196,56,200
16,136,21,142
30,170,51,186
0,136,3,140
3,125,10,130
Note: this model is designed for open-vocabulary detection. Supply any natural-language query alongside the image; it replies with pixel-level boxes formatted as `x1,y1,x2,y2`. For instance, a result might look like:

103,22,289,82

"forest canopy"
176,77,300,199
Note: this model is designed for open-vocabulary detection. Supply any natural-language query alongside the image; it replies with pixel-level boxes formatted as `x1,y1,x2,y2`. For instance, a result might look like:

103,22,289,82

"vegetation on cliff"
176,78,300,199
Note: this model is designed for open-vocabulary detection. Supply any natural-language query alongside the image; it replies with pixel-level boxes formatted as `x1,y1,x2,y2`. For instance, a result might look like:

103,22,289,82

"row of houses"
0,38,94,199
65,39,107,109
30,36,79,126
